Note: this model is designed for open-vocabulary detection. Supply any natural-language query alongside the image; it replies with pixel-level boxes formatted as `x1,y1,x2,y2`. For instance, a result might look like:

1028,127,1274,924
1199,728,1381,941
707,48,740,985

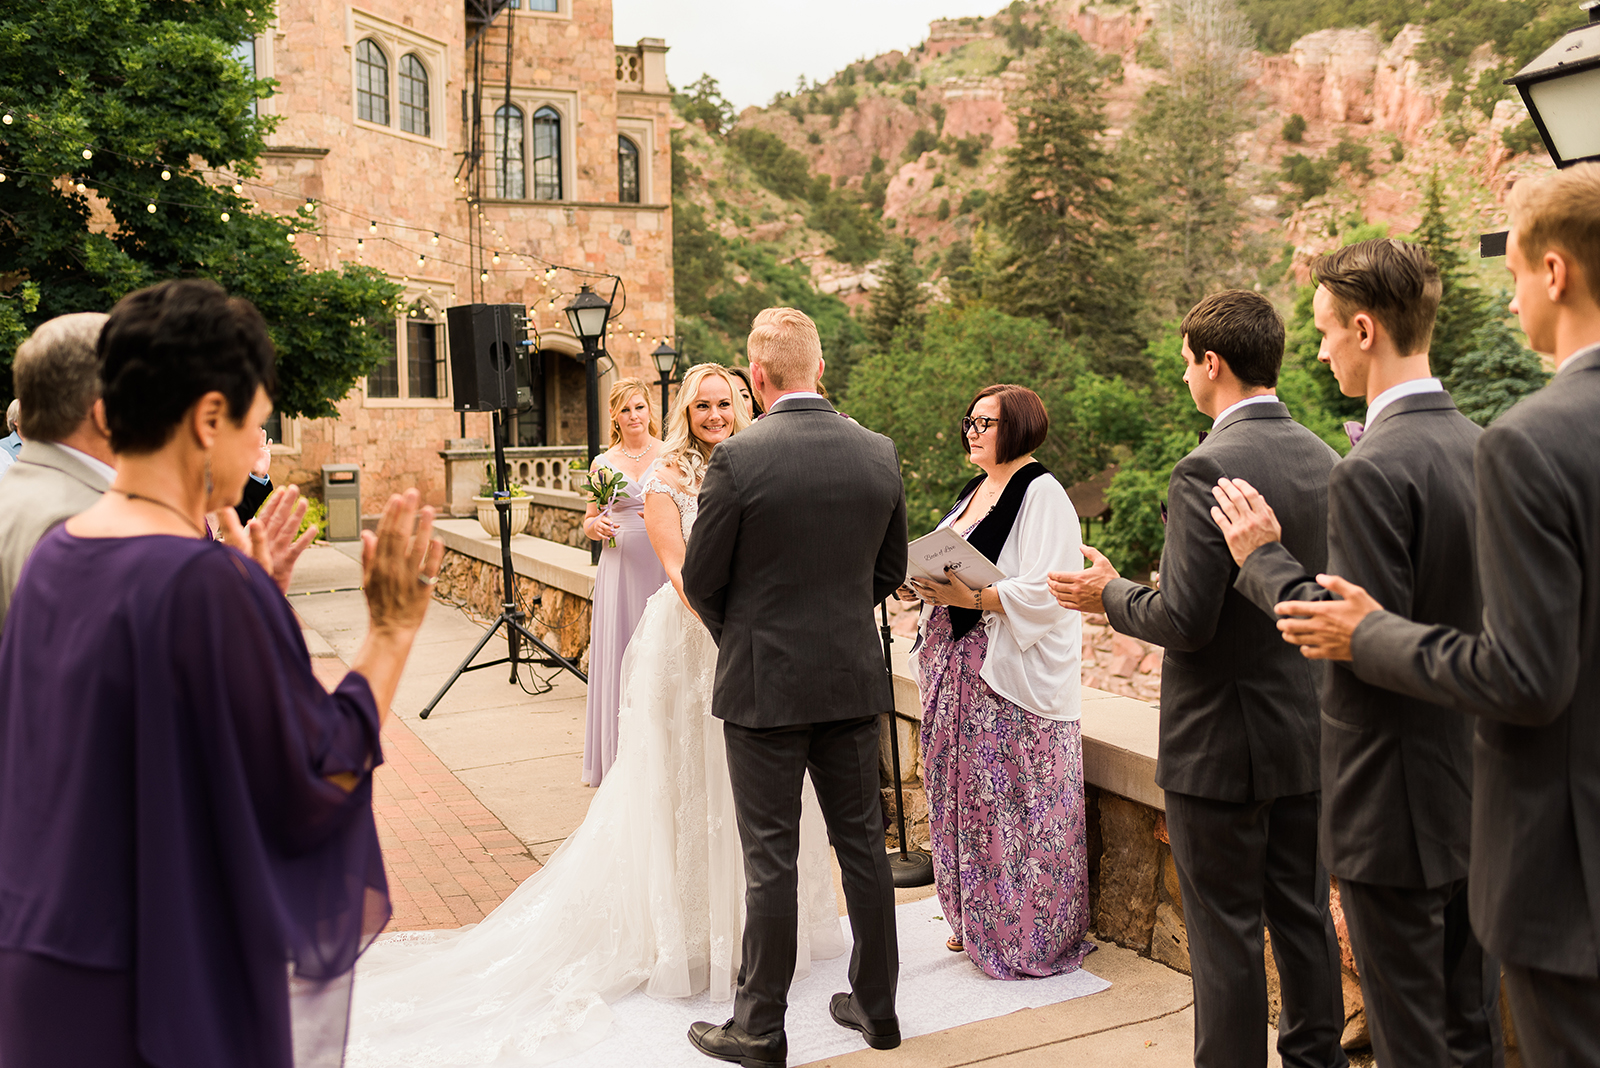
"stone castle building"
246,0,675,509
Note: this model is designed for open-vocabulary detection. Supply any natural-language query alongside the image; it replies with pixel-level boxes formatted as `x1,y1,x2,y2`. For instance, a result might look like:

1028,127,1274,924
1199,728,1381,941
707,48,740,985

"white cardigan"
917,473,1084,721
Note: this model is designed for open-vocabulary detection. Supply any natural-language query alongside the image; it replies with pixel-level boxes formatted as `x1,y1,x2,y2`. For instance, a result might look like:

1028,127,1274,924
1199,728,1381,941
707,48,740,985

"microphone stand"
881,599,933,887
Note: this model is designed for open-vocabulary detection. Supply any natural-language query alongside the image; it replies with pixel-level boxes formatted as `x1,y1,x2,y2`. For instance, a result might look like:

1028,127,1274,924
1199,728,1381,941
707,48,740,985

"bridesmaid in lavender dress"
581,378,669,786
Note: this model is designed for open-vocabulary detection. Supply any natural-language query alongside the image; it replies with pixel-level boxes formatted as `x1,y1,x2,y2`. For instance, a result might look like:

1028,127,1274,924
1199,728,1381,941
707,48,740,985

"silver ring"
418,574,439,587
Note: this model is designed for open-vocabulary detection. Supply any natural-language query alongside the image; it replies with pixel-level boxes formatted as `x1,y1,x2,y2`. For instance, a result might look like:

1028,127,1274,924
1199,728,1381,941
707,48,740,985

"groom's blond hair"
748,307,822,390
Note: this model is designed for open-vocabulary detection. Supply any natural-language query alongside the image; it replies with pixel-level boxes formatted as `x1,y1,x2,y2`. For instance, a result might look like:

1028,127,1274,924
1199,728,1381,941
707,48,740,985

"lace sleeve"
642,476,674,496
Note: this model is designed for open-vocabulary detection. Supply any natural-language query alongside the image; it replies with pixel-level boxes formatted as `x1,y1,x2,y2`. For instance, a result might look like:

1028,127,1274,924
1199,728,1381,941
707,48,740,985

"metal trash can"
321,464,361,541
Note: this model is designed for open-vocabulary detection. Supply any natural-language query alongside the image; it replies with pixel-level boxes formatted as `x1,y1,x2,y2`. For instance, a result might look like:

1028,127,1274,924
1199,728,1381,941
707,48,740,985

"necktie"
1344,421,1364,446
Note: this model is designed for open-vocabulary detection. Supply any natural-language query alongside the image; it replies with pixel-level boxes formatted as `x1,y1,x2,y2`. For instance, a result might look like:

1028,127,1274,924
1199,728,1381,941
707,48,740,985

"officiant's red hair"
965,384,1048,465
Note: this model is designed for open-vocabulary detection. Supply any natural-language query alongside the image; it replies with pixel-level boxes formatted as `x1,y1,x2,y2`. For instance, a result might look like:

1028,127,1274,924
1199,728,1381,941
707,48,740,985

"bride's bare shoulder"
648,461,687,492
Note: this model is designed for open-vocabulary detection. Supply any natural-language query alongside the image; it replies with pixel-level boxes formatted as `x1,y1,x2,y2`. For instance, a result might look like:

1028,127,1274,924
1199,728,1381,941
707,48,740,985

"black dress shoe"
687,1018,787,1068
829,992,901,1050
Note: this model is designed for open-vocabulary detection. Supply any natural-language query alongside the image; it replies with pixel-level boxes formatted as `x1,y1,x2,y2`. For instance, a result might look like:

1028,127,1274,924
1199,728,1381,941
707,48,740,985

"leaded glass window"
495,104,525,198
398,54,430,136
532,106,562,200
356,39,389,126
618,135,640,203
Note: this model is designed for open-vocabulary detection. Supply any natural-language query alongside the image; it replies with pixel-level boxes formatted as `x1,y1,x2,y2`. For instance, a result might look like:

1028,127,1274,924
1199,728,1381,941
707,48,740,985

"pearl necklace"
617,441,655,461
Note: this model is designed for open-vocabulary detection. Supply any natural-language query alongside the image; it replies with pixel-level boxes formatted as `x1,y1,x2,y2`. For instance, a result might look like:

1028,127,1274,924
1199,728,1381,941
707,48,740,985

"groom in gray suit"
683,307,909,1068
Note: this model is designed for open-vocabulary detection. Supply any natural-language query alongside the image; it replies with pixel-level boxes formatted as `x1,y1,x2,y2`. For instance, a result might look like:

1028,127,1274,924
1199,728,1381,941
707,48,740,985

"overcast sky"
612,1,1006,110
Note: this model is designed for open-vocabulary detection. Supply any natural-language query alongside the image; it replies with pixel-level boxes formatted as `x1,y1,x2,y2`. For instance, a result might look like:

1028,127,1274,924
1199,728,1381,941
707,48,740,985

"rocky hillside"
671,0,1558,349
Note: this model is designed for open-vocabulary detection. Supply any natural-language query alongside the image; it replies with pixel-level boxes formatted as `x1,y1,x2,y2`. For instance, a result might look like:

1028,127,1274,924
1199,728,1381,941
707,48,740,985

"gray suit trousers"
1164,790,1347,1068
1340,878,1503,1068
723,716,897,1036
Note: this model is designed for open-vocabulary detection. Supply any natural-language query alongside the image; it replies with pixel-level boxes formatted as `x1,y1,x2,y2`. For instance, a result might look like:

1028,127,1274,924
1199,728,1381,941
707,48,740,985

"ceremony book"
906,527,1008,587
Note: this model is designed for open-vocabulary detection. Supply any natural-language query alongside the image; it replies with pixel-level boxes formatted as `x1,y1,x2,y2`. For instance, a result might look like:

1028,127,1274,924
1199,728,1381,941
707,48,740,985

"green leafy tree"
847,304,1143,534
671,201,726,317
1412,175,1492,382
1446,306,1549,426
864,241,925,353
0,0,399,416
988,30,1150,380
1123,0,1258,316
674,74,736,137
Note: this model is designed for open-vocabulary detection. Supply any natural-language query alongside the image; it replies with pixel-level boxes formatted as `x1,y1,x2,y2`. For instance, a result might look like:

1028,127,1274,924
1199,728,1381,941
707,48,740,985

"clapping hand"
1274,574,1384,661
218,484,320,595
1048,545,1119,614
362,489,446,636
251,428,273,479
1210,477,1282,567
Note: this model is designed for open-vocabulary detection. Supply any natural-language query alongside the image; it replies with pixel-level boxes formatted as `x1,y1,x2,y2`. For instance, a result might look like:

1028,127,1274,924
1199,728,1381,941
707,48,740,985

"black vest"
943,461,1049,640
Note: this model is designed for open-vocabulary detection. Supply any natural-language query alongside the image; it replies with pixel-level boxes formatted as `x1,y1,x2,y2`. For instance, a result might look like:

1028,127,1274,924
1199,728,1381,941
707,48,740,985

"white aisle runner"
578,894,1111,1066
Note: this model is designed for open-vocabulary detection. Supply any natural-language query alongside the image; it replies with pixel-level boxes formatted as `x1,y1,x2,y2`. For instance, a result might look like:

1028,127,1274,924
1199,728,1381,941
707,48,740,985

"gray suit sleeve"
1351,422,1580,725
1236,456,1408,618
872,445,909,606
680,447,739,644
1102,454,1232,652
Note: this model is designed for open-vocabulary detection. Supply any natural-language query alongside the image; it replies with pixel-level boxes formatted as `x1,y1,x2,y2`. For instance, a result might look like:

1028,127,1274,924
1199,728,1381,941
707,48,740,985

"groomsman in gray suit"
1275,164,1600,1064
1210,239,1502,1067
0,313,115,627
683,307,908,1068
1051,291,1347,1068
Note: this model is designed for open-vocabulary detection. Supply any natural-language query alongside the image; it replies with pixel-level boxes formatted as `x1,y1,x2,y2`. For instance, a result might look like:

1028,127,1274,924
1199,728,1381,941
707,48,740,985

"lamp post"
1507,1,1600,169
651,339,679,430
564,284,613,564
1483,2,1600,257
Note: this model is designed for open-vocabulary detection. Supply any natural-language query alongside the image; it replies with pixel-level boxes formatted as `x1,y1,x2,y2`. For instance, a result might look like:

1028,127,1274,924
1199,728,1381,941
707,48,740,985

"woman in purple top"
0,279,444,1068
579,378,668,786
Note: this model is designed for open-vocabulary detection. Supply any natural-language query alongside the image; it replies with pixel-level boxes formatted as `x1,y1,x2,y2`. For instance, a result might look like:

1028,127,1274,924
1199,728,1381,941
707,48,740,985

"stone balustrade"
439,444,590,517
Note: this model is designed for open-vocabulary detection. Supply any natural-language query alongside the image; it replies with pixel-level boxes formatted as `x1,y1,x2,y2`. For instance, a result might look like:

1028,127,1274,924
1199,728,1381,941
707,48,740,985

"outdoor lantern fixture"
563,284,612,342
1506,1,1600,168
564,284,615,563
651,339,680,427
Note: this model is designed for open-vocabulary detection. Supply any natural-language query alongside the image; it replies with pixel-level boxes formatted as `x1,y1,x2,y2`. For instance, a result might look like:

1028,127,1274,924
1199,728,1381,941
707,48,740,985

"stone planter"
473,496,532,538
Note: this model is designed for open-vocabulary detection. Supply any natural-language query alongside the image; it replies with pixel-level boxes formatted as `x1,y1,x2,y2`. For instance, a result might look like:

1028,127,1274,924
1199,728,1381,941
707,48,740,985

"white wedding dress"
344,476,847,1067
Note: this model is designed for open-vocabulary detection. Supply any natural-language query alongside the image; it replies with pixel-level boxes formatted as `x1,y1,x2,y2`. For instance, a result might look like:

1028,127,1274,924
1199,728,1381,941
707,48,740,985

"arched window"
495,104,525,199
406,300,446,398
618,135,640,203
532,106,562,200
355,39,389,126
397,54,430,136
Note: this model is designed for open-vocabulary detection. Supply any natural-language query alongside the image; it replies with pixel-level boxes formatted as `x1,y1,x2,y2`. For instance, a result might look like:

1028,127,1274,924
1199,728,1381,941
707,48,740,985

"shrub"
958,188,989,215
807,130,821,145
930,102,947,134
1501,117,1543,157
901,88,918,106
932,173,946,188
936,198,951,221
903,128,939,160
1281,113,1307,142
1330,138,1374,179
1281,152,1333,201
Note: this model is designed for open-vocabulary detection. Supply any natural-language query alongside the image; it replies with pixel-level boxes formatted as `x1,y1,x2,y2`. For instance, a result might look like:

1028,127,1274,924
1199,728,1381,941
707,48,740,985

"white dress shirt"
766,390,826,410
1212,393,1279,428
54,443,117,485
1365,377,1443,427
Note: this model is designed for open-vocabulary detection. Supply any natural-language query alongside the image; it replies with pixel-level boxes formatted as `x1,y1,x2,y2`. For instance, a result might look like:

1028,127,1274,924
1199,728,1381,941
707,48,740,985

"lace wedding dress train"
345,479,847,1067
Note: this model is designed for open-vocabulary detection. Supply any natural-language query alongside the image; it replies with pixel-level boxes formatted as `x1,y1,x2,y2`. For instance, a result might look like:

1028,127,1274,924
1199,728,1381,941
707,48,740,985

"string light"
0,172,7,183
146,202,156,213
491,253,500,264
431,231,440,244
74,181,86,193
286,232,295,243
160,169,171,181
1,114,11,125
417,254,425,266
368,220,377,233
81,148,92,160
220,211,230,222
231,183,242,194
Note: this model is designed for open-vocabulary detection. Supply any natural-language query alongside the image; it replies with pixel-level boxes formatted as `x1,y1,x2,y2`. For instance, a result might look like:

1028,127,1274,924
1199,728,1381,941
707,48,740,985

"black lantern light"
564,284,614,563
651,338,679,429
1506,1,1600,169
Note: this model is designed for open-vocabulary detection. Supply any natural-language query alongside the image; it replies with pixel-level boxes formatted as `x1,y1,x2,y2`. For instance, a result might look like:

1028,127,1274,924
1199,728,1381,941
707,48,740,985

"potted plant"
473,463,532,539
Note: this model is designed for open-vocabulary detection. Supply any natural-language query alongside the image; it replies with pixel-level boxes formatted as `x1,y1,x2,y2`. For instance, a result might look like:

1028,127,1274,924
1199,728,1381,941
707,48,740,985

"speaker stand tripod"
420,408,587,719
880,599,934,887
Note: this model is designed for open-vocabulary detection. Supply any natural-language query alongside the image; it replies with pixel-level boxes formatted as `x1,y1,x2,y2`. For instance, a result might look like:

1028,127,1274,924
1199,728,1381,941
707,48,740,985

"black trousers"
1503,962,1600,1068
1164,790,1348,1068
723,716,898,1037
1340,877,1503,1068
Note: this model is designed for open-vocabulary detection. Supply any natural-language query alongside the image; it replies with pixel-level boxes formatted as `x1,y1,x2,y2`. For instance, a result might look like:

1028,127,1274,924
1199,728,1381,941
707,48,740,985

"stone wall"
528,501,587,549
433,548,592,671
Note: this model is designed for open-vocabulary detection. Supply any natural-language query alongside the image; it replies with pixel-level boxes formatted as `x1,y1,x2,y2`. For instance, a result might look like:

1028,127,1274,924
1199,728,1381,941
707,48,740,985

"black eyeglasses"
961,416,1002,435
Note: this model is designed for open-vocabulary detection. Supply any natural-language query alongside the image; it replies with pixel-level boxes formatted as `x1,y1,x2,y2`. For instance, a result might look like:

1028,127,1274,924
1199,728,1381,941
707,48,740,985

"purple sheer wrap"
0,529,389,1068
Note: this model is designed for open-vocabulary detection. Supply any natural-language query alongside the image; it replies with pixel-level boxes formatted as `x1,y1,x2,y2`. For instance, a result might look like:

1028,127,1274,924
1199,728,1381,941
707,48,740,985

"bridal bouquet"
581,467,631,547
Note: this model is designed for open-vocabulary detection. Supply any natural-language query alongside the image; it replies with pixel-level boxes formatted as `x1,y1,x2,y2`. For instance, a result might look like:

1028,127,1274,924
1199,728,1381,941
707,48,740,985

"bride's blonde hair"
662,363,751,487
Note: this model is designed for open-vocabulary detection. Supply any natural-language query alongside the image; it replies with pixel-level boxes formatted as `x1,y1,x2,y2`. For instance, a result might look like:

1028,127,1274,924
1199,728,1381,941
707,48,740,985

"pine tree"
1123,0,1259,315
1413,174,1492,382
864,242,925,352
1446,310,1549,426
987,30,1150,381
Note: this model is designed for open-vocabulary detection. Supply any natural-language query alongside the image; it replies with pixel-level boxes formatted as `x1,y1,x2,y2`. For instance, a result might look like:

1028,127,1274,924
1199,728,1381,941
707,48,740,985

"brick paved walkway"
308,656,539,931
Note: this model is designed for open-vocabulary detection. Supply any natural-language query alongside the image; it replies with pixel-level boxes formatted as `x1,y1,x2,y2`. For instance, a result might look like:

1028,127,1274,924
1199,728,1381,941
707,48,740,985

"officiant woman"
0,279,443,1068
901,383,1093,980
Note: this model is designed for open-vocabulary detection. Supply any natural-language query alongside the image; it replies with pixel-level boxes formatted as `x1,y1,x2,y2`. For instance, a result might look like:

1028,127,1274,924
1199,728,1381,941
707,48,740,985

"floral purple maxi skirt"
917,607,1094,980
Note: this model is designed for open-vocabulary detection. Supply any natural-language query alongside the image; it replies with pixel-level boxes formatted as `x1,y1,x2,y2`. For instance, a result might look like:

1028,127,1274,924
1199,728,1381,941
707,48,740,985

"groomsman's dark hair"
1180,290,1285,388
1312,239,1442,357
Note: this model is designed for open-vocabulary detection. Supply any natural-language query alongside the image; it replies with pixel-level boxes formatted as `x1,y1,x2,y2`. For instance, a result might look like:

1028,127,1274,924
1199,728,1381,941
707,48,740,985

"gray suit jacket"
682,397,908,729
1237,392,1482,888
0,441,111,627
1103,400,1339,802
1351,345,1600,976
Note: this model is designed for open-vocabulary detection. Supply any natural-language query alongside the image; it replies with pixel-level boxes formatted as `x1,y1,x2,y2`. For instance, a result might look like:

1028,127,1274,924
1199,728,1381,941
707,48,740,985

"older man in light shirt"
0,313,117,627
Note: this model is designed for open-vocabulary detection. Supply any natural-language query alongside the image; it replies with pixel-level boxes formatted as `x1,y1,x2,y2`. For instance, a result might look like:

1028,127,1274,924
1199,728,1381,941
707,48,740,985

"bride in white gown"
345,364,847,1067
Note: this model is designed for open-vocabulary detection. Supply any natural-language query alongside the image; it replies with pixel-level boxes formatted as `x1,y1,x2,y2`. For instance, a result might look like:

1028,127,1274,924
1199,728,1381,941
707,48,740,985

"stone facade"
251,0,675,511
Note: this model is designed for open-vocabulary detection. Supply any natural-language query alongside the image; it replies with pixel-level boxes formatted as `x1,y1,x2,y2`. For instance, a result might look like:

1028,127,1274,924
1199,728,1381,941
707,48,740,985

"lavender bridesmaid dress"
583,459,668,786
